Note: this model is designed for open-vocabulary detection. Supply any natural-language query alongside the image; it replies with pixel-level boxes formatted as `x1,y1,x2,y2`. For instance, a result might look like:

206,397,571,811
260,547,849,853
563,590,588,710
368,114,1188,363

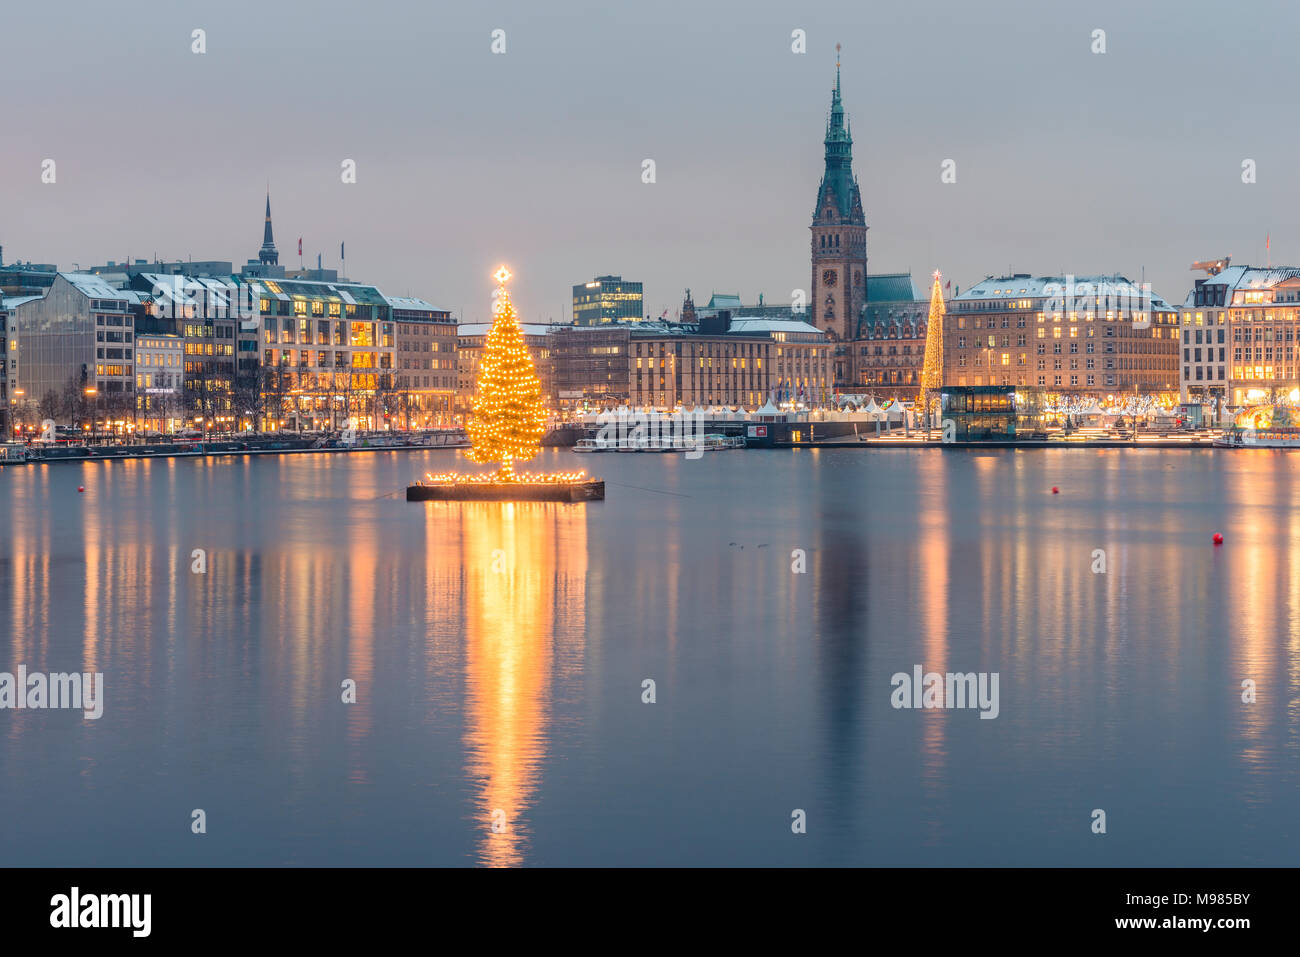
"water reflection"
444,502,587,867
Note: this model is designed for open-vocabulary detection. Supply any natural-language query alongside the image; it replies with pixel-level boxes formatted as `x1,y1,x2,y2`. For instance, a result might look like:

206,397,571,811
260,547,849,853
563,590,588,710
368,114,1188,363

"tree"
466,269,546,480
918,270,946,429
38,390,59,422
232,371,264,433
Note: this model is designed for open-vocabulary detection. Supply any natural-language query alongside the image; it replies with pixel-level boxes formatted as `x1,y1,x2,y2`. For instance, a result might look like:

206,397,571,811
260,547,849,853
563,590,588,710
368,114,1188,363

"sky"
3,0,1298,324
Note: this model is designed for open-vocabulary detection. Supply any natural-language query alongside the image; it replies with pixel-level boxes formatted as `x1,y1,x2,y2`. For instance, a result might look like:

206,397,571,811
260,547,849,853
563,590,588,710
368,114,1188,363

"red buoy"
1213,533,1223,545
77,486,85,493
1051,486,1059,494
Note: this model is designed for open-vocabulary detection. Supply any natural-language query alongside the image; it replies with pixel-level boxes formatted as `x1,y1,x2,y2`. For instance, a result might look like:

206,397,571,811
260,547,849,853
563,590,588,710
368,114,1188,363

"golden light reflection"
451,501,587,866
918,451,949,795
1224,455,1286,796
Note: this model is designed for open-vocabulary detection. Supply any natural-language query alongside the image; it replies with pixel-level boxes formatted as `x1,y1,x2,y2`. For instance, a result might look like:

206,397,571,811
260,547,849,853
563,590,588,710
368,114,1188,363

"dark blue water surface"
1,446,1297,865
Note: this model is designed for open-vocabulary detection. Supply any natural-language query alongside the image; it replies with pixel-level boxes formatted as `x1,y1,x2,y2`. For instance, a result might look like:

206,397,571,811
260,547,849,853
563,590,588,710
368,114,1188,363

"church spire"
259,190,279,266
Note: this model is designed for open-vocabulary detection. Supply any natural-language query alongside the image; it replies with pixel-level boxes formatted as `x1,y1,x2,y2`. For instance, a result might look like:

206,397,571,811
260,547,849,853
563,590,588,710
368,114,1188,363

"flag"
340,241,345,259
298,238,302,256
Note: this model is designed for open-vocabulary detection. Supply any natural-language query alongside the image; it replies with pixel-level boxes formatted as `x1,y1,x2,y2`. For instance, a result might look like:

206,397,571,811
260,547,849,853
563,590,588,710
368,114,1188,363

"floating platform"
406,479,605,502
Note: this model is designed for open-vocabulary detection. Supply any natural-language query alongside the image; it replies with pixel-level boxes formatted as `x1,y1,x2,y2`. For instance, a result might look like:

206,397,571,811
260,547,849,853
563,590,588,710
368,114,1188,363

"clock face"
822,269,838,287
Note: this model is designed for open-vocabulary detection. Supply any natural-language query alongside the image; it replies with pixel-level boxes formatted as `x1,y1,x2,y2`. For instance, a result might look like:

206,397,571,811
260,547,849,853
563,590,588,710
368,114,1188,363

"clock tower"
810,48,867,385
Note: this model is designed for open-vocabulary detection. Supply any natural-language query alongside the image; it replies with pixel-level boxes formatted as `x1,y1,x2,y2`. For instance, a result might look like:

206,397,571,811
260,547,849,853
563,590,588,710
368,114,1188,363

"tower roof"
814,51,863,224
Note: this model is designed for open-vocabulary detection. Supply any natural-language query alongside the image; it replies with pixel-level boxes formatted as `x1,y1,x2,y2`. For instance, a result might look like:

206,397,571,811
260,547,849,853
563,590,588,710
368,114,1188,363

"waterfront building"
389,295,457,427
628,314,832,409
572,275,643,325
854,273,930,398
1,300,9,437
8,273,136,427
945,275,1180,399
1180,265,1300,410
457,321,553,416
809,56,868,386
938,385,1046,440
547,324,632,411
134,333,184,432
253,278,396,430
128,273,249,431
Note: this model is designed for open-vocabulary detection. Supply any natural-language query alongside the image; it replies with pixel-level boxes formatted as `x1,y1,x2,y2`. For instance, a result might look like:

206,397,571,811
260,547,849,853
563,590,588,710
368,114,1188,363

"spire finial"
835,43,841,88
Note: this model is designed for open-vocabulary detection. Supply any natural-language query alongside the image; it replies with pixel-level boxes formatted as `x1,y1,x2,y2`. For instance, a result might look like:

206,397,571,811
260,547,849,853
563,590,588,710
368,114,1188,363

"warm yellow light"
493,266,512,286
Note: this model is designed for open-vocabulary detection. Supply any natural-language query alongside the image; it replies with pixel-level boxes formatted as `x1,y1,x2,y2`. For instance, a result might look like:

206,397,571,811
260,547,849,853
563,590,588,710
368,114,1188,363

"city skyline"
2,0,1296,324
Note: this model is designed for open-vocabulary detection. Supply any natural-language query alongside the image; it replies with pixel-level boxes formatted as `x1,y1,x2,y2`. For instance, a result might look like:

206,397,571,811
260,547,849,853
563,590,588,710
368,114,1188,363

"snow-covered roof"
384,295,444,312
727,317,827,336
139,273,199,307
955,274,1175,311
61,272,128,301
2,295,42,309
1181,265,1300,306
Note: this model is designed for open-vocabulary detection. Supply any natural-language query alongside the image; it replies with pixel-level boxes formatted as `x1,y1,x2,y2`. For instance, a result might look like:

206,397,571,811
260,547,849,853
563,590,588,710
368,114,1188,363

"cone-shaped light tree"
918,270,946,427
466,267,547,480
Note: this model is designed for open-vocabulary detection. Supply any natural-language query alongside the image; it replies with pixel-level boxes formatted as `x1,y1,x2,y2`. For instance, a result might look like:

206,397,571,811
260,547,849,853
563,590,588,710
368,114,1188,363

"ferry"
573,434,742,452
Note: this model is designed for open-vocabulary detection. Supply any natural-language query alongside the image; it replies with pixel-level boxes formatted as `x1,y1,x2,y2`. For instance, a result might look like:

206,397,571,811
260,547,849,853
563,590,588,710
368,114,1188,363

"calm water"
1,446,1297,866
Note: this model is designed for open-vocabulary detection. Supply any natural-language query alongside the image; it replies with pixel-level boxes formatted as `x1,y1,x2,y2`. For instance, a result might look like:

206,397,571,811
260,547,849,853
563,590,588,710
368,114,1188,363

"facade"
1180,265,1300,409
389,295,457,427
1,301,8,437
548,324,632,411
572,276,643,325
134,334,185,432
129,273,247,431
254,278,396,430
628,316,832,409
809,59,868,385
10,273,136,427
946,275,1180,398
854,273,930,397
457,322,553,415
939,386,1046,440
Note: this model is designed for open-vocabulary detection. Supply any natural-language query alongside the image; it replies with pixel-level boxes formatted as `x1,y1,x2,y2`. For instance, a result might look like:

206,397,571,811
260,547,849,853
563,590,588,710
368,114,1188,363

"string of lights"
919,270,946,416
465,267,549,481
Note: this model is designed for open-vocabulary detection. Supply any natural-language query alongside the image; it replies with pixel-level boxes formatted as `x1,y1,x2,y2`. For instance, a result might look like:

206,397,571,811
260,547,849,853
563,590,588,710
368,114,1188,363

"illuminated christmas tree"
466,267,547,480
918,270,946,423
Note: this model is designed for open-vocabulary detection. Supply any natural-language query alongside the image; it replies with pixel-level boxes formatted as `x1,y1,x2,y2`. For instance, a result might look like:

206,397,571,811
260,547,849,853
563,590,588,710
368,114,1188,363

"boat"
573,438,606,453
702,433,744,450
